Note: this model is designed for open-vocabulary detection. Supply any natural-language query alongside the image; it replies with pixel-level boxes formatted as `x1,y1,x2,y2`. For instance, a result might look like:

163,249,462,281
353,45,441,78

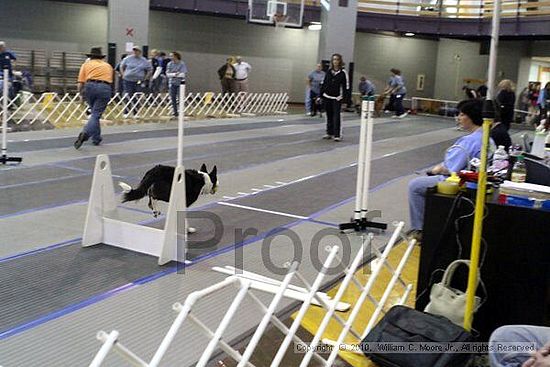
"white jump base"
82,154,187,265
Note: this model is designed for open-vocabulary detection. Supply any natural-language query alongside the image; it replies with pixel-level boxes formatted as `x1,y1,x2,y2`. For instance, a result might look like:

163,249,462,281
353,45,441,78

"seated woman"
408,99,493,239
489,325,550,367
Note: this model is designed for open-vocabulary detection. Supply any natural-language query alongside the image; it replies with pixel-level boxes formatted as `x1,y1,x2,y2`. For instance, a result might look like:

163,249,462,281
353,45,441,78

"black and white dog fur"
119,163,218,232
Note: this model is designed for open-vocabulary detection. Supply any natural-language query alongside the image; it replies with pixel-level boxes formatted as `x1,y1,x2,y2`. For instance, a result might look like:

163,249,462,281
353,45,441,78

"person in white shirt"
233,56,251,93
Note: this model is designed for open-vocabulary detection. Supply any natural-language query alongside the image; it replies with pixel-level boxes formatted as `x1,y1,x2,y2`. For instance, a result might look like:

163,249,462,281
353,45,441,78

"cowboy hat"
86,47,105,58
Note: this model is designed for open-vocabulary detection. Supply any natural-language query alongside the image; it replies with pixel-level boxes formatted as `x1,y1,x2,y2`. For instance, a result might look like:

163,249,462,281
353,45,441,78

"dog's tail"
118,182,144,203
119,166,160,203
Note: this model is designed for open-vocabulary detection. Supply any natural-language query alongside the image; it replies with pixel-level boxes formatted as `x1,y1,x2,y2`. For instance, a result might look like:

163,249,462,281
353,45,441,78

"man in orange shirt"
74,47,113,149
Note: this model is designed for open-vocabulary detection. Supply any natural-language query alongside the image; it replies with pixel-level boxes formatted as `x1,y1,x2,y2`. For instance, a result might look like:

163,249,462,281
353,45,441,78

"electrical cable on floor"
415,192,490,305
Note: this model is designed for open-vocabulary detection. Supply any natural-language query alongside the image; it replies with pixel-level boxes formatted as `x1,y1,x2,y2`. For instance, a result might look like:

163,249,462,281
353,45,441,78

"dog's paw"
118,181,132,193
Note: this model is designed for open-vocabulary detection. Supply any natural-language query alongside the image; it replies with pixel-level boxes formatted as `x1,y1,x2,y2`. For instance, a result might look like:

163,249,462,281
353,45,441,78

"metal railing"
90,222,416,367
0,91,289,129
357,0,550,18
411,96,459,117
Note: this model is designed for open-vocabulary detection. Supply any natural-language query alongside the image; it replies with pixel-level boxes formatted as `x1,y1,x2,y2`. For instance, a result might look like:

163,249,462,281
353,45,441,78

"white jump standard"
1,69,22,165
82,84,188,265
339,96,386,232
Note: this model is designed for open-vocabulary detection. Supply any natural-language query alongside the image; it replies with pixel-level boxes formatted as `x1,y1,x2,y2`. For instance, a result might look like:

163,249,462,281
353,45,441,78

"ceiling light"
308,24,322,31
405,32,415,36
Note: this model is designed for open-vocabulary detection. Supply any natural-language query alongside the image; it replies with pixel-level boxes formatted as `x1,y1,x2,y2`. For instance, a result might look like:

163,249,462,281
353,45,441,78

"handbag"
424,259,482,327
362,305,474,367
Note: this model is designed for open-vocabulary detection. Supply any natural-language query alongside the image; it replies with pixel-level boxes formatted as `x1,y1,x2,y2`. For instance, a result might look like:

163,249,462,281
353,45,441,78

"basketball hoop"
273,11,288,30
248,0,304,28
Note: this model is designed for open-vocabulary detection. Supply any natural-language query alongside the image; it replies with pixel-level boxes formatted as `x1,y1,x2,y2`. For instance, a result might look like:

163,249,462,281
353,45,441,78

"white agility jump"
1,69,22,164
82,85,188,265
90,222,416,366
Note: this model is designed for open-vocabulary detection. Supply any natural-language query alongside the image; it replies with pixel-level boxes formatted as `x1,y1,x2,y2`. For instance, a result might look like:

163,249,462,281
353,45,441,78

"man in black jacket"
321,53,349,142
217,57,236,95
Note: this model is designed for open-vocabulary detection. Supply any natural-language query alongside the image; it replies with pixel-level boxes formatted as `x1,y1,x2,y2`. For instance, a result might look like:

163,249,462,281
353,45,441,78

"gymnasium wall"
148,11,319,102
353,33,439,99
434,38,529,101
0,0,535,102
0,0,108,52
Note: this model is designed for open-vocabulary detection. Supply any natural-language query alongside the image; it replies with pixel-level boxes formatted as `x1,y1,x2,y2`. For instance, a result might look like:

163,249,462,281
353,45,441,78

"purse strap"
441,260,480,289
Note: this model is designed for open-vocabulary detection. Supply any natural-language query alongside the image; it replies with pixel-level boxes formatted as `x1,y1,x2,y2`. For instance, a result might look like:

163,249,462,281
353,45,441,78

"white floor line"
250,188,262,192
222,196,236,200
217,202,308,220
263,185,276,188
275,181,287,185
237,192,250,196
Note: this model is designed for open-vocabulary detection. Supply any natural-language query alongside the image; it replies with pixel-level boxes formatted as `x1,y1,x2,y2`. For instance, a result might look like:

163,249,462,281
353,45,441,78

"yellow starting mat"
292,242,420,367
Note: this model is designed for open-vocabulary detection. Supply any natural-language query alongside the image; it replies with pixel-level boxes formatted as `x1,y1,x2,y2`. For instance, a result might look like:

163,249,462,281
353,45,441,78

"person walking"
74,47,113,149
387,68,408,118
307,63,325,117
321,53,349,142
217,57,236,95
496,79,516,129
166,51,188,118
119,46,151,117
233,56,251,93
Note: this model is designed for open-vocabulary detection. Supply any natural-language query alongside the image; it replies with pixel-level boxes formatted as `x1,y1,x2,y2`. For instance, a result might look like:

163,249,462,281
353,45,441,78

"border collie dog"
119,164,218,222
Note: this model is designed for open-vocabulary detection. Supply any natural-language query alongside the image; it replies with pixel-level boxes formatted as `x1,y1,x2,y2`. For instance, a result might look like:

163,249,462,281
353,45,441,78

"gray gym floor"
0,112,482,366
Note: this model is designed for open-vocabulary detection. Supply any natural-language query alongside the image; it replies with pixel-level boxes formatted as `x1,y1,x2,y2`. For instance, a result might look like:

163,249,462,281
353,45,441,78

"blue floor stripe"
0,165,438,340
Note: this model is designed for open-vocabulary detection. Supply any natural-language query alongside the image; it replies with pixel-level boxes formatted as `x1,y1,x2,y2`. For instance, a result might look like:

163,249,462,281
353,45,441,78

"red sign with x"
126,27,134,37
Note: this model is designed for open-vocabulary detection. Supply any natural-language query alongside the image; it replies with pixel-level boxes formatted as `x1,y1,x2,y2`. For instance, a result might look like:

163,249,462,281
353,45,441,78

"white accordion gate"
90,222,416,366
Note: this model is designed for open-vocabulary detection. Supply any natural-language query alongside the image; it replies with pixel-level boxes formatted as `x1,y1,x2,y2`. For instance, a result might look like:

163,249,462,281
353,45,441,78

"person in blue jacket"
407,99,494,240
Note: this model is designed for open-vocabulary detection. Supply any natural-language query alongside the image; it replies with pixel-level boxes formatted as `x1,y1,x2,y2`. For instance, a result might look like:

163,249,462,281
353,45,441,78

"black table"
416,190,550,340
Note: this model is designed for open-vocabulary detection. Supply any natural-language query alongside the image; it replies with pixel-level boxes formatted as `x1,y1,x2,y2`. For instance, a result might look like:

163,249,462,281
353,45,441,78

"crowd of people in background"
305,65,408,121
463,78,550,131
2,38,549,152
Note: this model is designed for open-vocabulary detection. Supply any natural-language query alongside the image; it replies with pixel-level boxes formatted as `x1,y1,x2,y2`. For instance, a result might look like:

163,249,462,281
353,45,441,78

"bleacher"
11,48,87,93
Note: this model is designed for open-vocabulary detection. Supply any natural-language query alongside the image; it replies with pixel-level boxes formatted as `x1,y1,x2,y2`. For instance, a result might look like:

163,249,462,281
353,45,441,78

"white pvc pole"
299,238,371,367
361,100,375,218
353,100,368,220
361,239,415,338
196,282,251,367
325,222,404,366
149,277,239,367
189,314,255,367
237,262,299,367
2,69,8,159
270,246,340,367
486,0,501,100
111,343,149,367
177,83,185,167
90,331,120,367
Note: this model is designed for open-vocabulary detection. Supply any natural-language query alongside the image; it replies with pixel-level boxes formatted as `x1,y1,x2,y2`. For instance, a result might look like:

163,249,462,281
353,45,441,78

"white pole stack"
360,99,375,220
339,96,386,232
1,68,22,164
2,69,7,158
177,83,185,167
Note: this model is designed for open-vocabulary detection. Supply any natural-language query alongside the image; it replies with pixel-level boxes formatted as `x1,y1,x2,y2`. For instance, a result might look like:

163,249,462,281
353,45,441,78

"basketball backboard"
248,0,305,28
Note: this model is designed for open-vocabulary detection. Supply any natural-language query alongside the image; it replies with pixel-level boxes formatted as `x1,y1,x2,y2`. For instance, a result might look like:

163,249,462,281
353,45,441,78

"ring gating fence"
90,222,417,367
0,91,289,129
